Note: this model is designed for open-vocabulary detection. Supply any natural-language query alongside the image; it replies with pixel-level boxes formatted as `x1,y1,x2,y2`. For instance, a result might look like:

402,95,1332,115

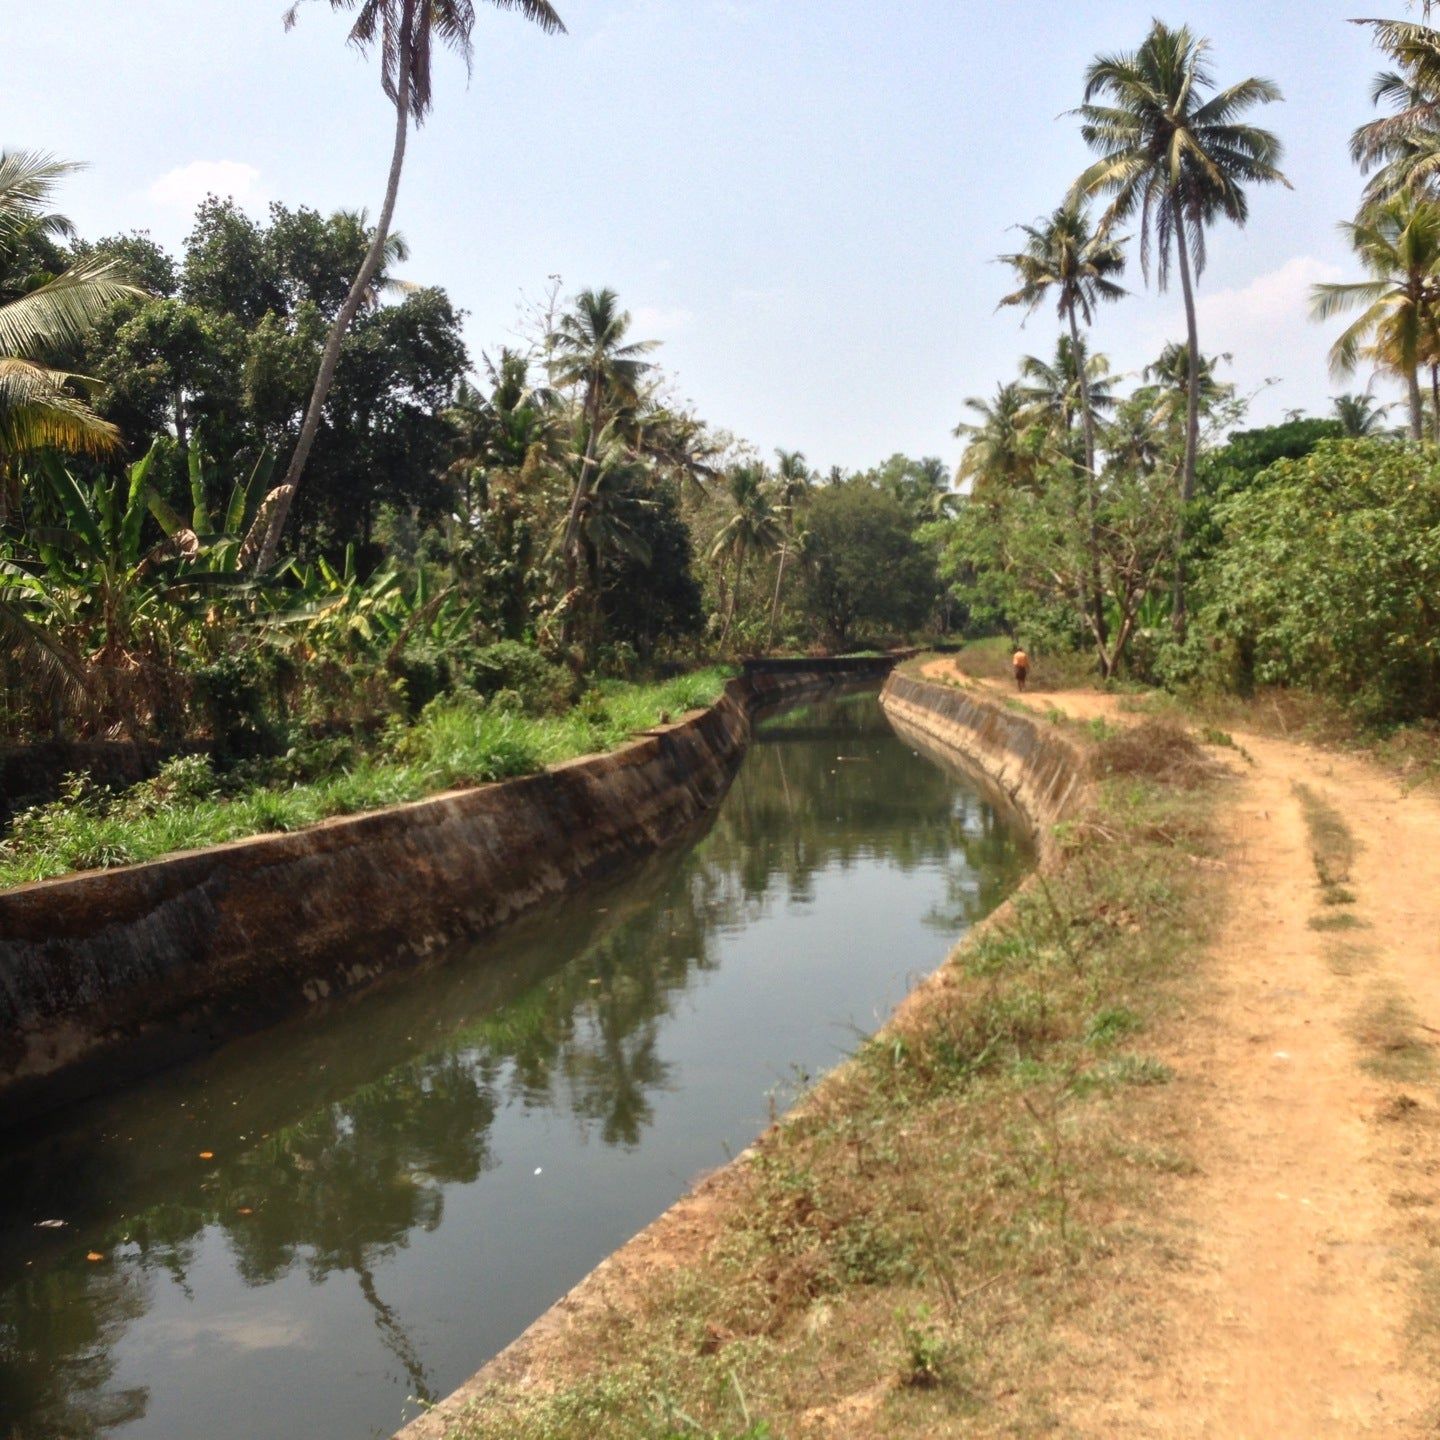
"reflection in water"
0,692,1029,1440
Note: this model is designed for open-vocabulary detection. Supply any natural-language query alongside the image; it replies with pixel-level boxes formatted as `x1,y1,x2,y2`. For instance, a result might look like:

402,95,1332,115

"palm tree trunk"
251,0,416,573
767,543,789,652
1409,366,1424,441
719,551,743,649
1068,306,1107,656
559,383,603,647
562,381,602,579
1172,215,1203,639
1430,364,1439,443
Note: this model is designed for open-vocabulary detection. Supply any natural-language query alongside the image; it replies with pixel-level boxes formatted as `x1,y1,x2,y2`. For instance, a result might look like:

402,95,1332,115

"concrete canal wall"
878,672,1086,857
0,661,895,1127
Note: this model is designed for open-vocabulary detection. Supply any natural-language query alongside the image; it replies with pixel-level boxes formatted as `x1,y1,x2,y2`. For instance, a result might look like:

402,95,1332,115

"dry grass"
1090,718,1217,791
1354,990,1437,1084
437,731,1222,1440
1154,686,1440,793
1292,783,1358,896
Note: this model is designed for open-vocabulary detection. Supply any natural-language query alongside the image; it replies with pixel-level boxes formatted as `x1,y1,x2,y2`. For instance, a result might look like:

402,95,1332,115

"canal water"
0,690,1029,1440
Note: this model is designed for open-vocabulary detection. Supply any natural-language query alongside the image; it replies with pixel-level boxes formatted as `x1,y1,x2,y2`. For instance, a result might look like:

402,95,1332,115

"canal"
0,690,1030,1439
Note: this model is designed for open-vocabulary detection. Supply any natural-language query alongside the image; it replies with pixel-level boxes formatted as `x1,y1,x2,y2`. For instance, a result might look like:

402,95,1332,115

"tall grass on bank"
0,668,734,890
436,721,1223,1440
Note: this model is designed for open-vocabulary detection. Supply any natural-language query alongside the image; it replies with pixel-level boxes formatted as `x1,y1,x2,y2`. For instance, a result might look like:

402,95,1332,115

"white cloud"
147,159,264,214
1197,255,1344,351
633,304,696,336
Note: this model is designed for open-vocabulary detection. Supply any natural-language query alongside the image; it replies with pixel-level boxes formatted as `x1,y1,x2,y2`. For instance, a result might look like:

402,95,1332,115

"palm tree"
250,0,567,571
1071,20,1287,630
0,153,146,713
1143,342,1235,430
709,466,782,648
953,382,1038,498
0,152,144,478
1018,334,1117,442
1311,194,1440,439
768,448,812,647
1352,18,1440,201
546,288,659,606
1332,391,1392,437
1014,330,1120,650
998,201,1125,483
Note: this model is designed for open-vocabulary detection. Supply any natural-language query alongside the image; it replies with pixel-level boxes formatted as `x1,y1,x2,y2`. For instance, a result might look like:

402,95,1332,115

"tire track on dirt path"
920,659,1440,1436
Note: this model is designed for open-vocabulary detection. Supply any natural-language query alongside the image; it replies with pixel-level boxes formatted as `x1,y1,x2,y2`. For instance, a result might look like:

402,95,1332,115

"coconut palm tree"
709,466,782,648
1352,17,1440,199
766,448,812,648
1143,342,1235,430
546,288,659,605
0,152,144,477
1311,194,1440,439
1071,20,1287,630
0,153,147,712
1017,335,1118,443
250,0,567,572
998,201,1126,482
1333,391,1393,437
953,382,1038,498
1015,331,1120,648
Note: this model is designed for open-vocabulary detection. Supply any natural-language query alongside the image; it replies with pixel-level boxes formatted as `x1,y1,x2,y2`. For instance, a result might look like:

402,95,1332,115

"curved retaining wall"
392,668,1089,1440
0,669,864,1128
879,672,1086,856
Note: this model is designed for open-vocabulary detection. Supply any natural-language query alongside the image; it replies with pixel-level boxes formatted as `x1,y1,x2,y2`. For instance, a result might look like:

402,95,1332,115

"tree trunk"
561,380,603,597
719,551,743,649
1172,215,1203,640
251,0,416,573
767,543,789,652
1430,364,1439,443
174,389,189,463
1068,305,1107,654
1409,366,1424,441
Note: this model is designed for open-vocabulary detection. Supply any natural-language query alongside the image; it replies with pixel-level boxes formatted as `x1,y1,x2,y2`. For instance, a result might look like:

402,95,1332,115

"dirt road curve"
922,659,1440,1438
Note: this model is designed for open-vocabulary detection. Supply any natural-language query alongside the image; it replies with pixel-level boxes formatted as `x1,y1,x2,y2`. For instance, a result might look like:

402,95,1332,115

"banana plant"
144,438,276,577
265,545,479,658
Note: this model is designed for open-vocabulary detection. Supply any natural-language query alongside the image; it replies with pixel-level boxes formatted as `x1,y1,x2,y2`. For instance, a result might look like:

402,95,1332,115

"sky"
5,1,1398,474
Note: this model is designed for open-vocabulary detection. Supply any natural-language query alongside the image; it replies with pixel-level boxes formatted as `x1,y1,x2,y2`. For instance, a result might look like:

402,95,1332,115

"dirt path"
923,659,1440,1437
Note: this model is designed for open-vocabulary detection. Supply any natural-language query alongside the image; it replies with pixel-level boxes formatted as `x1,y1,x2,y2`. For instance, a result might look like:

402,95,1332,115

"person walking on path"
1012,647,1030,692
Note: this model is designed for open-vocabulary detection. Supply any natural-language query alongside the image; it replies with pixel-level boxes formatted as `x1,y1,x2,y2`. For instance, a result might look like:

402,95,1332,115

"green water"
0,691,1029,1439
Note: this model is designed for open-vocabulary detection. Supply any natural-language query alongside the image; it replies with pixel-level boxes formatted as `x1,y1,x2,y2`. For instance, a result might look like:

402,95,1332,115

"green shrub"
467,641,575,715
191,653,282,765
1203,439,1440,724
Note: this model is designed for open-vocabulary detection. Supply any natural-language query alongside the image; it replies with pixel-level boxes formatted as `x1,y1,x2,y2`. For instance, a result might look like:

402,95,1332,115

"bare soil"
923,657,1440,1436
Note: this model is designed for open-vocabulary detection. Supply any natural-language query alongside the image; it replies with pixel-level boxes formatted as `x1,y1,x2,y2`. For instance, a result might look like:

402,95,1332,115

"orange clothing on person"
1012,650,1029,671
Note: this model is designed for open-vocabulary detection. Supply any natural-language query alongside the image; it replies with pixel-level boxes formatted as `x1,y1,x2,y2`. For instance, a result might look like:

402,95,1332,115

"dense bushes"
1200,440,1440,723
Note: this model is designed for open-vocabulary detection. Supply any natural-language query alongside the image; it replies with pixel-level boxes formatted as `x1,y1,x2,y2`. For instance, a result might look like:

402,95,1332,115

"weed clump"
1091,718,1215,790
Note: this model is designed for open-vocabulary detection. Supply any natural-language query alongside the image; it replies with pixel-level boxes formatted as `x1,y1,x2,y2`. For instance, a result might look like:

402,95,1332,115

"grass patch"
0,668,735,889
1292,782,1358,899
1354,990,1436,1083
1309,912,1366,933
1326,941,1375,977
438,726,1221,1440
